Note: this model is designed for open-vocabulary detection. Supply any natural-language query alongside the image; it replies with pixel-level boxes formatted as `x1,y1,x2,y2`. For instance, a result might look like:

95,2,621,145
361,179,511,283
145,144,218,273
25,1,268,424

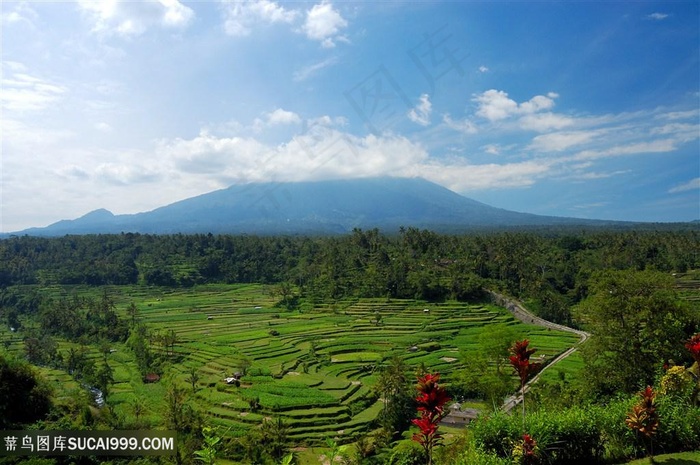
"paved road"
487,291,589,413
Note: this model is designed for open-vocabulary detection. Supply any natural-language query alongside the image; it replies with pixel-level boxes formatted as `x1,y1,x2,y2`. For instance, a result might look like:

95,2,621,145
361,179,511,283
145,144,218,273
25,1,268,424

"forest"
0,227,699,465
2,228,698,317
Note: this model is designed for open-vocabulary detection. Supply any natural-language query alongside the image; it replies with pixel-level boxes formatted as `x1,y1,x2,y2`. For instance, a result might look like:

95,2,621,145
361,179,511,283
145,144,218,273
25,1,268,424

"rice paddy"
1,283,582,445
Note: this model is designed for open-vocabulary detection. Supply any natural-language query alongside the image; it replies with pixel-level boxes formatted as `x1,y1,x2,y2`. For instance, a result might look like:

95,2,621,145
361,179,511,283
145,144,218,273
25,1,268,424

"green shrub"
450,446,512,465
470,411,520,458
529,406,603,465
471,401,628,465
656,396,700,453
436,432,512,465
387,440,426,465
470,396,700,465
596,397,638,462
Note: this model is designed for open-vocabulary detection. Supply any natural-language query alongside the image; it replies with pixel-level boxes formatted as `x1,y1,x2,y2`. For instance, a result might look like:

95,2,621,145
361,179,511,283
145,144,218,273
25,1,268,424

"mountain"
13,177,623,236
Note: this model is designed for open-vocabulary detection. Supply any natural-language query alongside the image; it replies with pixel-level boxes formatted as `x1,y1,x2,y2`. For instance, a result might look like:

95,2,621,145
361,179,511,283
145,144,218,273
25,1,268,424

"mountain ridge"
9,177,636,236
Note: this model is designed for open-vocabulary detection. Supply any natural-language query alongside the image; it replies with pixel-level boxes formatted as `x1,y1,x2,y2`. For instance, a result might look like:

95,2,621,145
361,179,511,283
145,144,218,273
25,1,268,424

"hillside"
14,177,623,236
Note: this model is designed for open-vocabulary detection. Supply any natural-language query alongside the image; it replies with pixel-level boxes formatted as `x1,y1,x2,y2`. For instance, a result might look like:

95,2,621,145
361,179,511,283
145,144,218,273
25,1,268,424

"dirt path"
487,291,589,413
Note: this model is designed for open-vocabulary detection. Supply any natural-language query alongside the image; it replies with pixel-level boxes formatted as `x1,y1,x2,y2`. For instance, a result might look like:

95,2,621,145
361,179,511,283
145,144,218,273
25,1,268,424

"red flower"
412,373,450,464
639,385,656,410
686,333,700,365
411,416,440,444
415,373,451,419
521,434,537,457
626,386,658,440
509,340,542,384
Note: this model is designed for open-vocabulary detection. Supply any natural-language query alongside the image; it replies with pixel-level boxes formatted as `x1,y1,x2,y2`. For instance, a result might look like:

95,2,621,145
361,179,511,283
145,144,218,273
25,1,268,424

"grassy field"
0,283,582,445
676,270,700,304
619,451,700,464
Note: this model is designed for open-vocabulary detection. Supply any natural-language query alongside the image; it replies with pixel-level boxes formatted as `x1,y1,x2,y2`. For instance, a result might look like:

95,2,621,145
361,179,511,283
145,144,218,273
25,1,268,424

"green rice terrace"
1,284,580,445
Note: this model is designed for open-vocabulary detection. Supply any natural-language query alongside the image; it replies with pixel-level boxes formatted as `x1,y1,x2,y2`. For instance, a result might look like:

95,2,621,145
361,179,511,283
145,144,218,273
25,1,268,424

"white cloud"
302,1,348,48
519,113,574,132
408,159,552,191
571,139,679,161
647,12,669,20
478,143,516,156
162,132,266,175
266,108,302,125
158,129,427,184
473,90,518,121
221,0,349,47
482,144,501,155
656,109,700,120
529,130,598,152
293,57,338,81
2,2,38,27
571,202,609,210
669,178,700,194
94,122,113,132
150,123,557,194
458,89,699,189
78,0,194,37
251,108,302,131
95,162,162,185
305,115,348,128
57,165,90,181
161,0,194,27
651,122,700,142
442,114,477,134
1,65,68,112
519,94,557,114
473,89,559,123
248,0,297,23
48,147,164,186
240,112,346,137
223,0,298,36
566,170,630,180
3,61,27,72
1,117,73,152
408,94,432,126
479,66,489,73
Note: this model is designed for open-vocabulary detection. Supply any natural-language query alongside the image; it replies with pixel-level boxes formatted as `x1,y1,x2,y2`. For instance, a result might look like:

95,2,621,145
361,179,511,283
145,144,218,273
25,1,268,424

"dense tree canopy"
578,269,696,395
0,227,699,464
0,354,53,428
1,229,698,327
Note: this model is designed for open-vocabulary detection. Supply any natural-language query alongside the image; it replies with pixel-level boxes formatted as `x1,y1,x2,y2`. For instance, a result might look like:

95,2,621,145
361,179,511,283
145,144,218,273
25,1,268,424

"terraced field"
1,284,580,445
676,270,700,303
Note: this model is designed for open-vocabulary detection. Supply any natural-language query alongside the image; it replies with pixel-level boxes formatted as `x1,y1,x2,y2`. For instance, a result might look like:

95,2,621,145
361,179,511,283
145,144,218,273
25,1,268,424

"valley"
0,284,580,443
1,229,698,464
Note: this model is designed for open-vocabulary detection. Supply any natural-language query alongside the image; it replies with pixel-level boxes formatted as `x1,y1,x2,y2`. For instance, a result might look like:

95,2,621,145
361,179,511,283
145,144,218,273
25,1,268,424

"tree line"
1,228,698,324
1,227,699,464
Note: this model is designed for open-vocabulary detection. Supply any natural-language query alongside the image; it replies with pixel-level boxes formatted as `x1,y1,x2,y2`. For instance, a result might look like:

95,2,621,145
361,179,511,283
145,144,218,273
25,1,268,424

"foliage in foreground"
0,353,53,428
577,269,695,397
411,373,450,465
469,394,700,465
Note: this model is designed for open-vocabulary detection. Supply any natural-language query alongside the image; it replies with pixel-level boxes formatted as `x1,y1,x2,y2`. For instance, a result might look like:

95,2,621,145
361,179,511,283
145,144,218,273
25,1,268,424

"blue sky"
1,1,698,232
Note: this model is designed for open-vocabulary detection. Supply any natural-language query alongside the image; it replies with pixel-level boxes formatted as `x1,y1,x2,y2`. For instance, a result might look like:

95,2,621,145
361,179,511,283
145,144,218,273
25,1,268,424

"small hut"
224,372,243,386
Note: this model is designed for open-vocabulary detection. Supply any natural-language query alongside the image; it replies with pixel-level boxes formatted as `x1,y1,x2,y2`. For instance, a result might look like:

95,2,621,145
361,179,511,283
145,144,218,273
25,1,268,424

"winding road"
487,291,590,413
442,291,590,425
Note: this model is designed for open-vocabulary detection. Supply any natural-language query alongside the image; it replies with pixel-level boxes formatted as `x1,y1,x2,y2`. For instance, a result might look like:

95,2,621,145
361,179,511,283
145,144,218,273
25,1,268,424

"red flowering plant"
626,386,659,460
509,340,542,429
686,333,700,366
685,333,700,404
512,433,539,465
521,434,537,464
411,373,450,465
509,340,541,384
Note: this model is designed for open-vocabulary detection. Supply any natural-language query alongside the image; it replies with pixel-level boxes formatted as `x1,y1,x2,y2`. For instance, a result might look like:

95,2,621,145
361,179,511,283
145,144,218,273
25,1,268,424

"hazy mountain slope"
14,177,616,236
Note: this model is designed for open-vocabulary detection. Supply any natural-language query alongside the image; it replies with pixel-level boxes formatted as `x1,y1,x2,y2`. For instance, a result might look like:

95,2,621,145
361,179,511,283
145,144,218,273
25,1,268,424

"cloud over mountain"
2,2,697,231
